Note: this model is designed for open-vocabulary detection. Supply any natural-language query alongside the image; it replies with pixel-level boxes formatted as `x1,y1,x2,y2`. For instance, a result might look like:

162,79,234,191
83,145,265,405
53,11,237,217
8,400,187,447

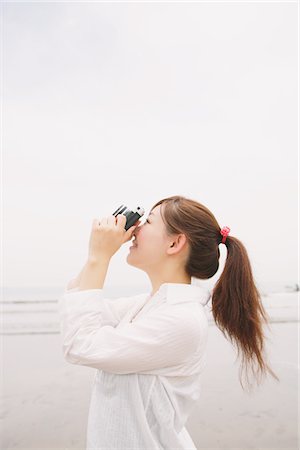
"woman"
58,195,279,450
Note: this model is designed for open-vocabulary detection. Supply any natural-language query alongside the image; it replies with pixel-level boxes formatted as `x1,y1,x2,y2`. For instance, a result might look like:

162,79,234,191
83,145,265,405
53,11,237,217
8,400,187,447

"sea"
1,283,299,335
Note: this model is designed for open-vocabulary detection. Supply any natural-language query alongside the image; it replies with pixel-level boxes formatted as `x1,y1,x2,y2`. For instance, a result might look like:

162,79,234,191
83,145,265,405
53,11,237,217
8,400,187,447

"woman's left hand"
87,214,141,261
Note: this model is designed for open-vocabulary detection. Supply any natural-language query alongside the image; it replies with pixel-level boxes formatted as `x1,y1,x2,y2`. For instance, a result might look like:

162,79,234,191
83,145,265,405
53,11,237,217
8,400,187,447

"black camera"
112,205,145,231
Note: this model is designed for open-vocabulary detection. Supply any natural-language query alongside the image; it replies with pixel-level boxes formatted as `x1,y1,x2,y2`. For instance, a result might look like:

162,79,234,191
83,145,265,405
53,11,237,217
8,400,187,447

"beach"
0,292,299,450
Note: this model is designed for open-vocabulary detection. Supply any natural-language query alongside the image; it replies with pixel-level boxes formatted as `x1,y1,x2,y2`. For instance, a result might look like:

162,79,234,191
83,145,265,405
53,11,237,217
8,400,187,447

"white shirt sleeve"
58,289,202,375
59,284,146,329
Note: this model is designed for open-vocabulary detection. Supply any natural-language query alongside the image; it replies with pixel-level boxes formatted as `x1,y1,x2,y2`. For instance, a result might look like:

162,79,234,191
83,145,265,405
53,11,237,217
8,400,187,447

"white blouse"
58,281,211,450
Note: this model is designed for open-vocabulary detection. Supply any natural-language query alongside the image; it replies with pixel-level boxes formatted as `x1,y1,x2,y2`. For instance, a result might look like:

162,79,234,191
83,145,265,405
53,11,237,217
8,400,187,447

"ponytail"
212,235,280,392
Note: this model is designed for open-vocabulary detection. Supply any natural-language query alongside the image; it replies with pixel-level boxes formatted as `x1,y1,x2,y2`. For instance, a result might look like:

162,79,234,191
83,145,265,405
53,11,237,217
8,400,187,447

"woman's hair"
150,195,279,392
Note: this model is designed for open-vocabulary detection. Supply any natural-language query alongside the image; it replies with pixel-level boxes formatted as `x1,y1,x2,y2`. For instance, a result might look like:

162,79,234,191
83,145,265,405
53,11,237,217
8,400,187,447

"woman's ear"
167,234,187,253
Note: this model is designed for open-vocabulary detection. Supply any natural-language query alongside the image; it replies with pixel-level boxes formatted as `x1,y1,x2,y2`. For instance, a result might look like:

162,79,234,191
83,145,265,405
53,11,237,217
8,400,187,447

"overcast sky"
2,1,298,293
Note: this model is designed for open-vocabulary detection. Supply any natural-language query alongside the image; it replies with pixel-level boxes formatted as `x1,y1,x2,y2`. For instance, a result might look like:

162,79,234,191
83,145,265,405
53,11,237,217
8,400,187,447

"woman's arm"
66,262,89,290
66,256,111,291
78,256,111,291
67,212,136,291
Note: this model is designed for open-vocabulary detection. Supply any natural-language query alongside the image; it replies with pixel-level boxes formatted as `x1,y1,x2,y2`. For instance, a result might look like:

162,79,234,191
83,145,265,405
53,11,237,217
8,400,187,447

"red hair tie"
220,226,230,244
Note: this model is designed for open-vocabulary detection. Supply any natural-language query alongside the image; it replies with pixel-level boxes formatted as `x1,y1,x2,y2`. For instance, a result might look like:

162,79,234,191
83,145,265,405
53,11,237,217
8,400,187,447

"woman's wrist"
78,255,111,290
87,254,112,265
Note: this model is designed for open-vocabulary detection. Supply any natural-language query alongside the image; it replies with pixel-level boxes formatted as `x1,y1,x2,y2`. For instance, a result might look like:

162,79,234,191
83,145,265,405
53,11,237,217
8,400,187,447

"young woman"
58,195,279,450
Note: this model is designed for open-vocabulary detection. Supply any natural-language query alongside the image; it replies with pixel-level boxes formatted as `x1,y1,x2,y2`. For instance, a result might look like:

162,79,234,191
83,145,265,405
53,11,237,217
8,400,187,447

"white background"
2,1,298,291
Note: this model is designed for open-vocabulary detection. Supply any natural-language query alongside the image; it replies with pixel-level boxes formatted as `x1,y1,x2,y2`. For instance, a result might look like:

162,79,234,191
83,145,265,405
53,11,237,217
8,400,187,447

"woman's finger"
116,214,126,228
99,216,108,227
107,215,116,227
93,218,101,228
124,224,138,238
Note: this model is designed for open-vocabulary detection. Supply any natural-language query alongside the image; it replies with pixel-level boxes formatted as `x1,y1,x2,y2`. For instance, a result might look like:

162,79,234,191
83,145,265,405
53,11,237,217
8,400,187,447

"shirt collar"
150,282,211,306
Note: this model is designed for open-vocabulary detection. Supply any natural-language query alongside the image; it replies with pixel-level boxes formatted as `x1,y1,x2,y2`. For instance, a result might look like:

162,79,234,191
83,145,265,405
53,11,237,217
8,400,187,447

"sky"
2,1,298,293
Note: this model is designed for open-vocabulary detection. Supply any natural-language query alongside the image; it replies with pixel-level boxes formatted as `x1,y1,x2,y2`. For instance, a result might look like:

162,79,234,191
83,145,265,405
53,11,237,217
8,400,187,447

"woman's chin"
126,248,135,258
126,246,139,261
126,252,137,266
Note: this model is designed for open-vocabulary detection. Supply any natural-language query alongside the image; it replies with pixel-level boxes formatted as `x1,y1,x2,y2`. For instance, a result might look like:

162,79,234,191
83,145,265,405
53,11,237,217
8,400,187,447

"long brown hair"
150,195,279,392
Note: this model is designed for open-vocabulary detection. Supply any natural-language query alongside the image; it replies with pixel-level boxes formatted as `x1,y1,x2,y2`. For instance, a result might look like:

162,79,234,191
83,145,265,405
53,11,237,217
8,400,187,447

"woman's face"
126,205,172,270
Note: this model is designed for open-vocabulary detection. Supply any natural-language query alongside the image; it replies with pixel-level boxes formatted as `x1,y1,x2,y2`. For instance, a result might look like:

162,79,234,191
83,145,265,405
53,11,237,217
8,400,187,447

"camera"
112,205,145,231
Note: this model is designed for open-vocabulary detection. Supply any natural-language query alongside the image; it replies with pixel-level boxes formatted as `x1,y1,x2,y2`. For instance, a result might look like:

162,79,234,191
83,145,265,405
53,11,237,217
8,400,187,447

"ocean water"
1,285,299,335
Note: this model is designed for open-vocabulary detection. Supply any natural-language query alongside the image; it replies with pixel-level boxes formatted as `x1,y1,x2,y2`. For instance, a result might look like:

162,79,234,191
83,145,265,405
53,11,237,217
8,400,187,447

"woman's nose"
133,224,141,236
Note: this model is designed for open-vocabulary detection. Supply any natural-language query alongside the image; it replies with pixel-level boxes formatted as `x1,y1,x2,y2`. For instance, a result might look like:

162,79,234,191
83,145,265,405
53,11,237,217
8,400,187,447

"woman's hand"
87,214,141,261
